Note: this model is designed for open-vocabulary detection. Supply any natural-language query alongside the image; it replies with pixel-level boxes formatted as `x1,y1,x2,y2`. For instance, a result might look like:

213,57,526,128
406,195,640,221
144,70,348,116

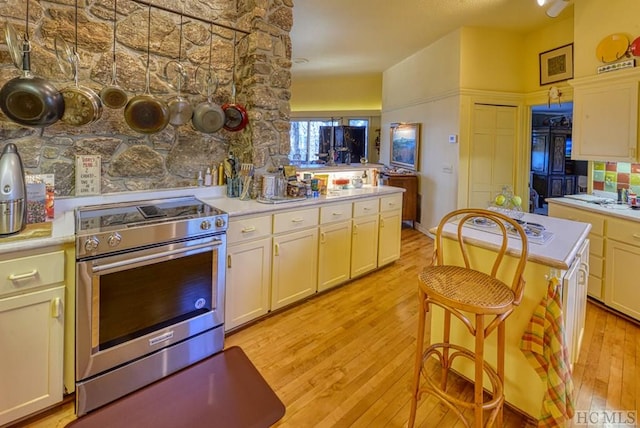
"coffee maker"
0,143,27,236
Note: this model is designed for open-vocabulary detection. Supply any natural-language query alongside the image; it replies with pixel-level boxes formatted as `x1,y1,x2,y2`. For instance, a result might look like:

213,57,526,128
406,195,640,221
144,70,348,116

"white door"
468,104,517,208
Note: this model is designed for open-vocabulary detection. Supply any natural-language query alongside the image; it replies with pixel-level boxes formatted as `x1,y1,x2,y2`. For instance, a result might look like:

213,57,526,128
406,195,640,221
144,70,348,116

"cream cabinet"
605,216,640,321
351,199,379,278
378,194,402,266
225,214,272,331
561,239,589,368
271,208,319,310
548,203,605,300
318,203,352,292
0,249,65,426
571,74,639,162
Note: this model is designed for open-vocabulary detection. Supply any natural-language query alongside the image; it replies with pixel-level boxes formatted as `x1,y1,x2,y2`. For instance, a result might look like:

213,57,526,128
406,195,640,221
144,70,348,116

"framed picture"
539,43,574,85
390,122,420,170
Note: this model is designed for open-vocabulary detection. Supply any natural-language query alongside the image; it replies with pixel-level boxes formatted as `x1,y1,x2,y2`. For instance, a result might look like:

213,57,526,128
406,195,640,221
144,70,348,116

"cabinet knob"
84,236,100,252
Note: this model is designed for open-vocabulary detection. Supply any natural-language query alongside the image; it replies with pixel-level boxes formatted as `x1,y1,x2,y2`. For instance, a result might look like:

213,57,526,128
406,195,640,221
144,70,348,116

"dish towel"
520,277,575,427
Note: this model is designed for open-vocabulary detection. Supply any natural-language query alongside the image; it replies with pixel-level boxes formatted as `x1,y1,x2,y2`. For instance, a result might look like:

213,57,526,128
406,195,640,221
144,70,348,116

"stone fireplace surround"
0,0,292,197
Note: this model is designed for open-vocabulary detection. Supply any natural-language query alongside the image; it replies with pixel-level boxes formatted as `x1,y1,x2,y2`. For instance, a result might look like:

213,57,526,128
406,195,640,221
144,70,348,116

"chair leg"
408,290,428,428
441,310,451,391
474,314,484,428
496,322,506,428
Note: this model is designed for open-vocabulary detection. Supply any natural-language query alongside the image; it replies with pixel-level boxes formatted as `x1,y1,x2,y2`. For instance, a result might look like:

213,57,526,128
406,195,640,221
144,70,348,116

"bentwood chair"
408,208,528,427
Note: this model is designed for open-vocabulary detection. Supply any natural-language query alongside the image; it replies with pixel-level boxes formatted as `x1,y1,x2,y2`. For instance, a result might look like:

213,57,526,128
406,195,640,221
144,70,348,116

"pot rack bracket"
129,0,250,39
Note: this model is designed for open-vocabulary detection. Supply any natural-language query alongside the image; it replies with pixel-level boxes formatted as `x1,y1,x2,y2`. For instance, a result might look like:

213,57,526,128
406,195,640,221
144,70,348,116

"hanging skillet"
165,11,192,127
191,24,225,134
60,0,103,126
99,0,128,109
0,0,64,128
222,33,248,132
124,5,170,134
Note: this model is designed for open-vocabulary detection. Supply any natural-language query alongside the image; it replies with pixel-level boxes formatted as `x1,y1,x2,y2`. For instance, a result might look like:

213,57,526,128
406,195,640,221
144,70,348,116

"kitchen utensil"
222,33,248,132
4,21,22,70
0,0,65,128
595,33,629,63
0,143,27,235
100,0,128,109
165,12,192,127
60,0,103,127
124,5,170,134
191,25,225,134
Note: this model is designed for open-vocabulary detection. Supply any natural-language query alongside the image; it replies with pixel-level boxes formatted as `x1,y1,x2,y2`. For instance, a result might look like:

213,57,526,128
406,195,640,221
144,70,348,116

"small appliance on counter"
0,143,27,236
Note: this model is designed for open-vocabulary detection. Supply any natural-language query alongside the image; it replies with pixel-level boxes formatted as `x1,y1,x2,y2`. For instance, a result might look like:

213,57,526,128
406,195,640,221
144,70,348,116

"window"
289,118,369,164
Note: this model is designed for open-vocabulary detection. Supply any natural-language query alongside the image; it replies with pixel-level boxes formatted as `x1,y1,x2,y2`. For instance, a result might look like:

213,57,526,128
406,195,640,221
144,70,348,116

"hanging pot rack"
129,0,250,38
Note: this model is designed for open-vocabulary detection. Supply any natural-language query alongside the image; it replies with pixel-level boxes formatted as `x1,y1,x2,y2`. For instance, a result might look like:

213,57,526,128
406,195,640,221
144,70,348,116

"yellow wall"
459,27,526,92
574,0,640,78
290,74,382,112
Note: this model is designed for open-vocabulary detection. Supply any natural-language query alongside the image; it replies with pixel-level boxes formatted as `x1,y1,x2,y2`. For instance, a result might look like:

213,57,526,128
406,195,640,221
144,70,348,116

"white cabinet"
561,239,589,368
0,250,65,426
571,74,639,161
318,203,352,292
351,198,380,278
605,216,640,321
271,208,319,310
378,194,402,266
225,215,272,331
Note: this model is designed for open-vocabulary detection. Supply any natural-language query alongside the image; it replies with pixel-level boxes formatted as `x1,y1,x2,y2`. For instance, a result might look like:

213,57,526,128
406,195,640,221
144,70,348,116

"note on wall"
75,155,101,196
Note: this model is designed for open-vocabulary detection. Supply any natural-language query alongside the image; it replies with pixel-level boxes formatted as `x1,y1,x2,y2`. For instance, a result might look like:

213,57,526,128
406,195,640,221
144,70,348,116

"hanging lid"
0,143,27,202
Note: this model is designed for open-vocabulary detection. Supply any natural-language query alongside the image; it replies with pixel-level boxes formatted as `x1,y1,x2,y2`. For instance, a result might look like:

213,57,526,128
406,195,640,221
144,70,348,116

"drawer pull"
380,218,385,228
320,232,326,243
241,226,256,233
274,243,280,256
291,218,304,223
227,255,232,269
363,207,371,211
387,202,396,206
8,269,38,281
332,212,343,216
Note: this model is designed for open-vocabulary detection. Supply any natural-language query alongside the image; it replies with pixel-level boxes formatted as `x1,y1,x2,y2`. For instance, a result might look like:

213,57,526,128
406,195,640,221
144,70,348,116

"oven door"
76,234,226,381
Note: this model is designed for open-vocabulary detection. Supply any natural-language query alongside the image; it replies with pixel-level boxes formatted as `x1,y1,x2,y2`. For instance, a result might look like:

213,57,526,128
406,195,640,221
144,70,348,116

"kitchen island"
428,211,590,421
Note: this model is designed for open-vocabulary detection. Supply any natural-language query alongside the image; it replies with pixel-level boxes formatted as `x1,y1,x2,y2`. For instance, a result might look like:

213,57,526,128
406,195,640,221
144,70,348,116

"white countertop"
0,185,404,256
437,211,591,270
547,196,640,222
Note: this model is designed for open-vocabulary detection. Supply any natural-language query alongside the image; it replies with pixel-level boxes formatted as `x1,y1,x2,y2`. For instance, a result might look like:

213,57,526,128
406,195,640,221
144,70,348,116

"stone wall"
0,0,292,197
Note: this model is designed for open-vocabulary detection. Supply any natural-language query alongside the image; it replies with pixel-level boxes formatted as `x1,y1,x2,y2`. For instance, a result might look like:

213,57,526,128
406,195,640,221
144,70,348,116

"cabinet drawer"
607,216,640,246
228,215,272,243
589,234,604,258
273,208,319,234
380,194,403,213
0,251,65,297
549,204,605,236
320,202,352,224
353,198,379,217
589,254,603,279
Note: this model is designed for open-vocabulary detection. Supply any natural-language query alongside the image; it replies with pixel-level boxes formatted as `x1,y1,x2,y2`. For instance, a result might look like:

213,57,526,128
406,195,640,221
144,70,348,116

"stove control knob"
200,220,212,230
84,237,100,252
215,217,226,228
107,232,122,248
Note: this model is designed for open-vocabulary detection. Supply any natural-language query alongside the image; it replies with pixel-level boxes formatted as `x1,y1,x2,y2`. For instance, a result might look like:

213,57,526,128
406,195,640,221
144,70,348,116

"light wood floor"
16,228,640,427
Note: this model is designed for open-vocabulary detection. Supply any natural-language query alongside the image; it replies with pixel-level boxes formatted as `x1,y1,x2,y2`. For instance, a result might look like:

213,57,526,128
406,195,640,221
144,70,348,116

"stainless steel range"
74,196,228,416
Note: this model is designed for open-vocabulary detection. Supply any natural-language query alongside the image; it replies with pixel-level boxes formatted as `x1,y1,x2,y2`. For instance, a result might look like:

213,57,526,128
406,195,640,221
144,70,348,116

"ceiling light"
546,0,571,17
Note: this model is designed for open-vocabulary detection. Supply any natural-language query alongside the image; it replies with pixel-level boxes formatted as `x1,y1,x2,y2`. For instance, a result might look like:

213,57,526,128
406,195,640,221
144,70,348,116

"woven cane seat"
418,265,515,314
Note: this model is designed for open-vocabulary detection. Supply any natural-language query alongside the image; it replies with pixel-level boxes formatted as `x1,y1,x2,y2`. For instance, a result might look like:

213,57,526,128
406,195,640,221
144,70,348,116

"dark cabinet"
531,127,576,204
382,173,418,227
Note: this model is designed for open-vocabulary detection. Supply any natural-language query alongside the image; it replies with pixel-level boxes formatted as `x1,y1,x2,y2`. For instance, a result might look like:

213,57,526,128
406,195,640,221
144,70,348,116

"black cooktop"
76,196,225,234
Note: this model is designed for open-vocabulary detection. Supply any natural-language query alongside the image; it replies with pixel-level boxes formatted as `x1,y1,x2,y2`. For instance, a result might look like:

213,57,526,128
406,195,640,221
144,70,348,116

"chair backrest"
433,208,529,306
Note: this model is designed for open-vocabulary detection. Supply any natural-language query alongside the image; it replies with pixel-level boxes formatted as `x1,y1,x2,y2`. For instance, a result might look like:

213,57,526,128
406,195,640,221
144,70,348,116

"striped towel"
520,277,575,427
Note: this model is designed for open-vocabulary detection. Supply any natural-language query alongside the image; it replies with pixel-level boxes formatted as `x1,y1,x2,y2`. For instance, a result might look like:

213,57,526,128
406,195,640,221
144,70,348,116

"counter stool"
408,208,528,428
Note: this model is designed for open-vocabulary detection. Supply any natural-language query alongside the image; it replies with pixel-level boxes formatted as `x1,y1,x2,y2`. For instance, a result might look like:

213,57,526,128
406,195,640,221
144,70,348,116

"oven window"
98,251,214,349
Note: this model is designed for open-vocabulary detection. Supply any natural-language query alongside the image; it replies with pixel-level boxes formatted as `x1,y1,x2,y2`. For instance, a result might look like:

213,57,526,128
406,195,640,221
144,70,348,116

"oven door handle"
91,240,223,273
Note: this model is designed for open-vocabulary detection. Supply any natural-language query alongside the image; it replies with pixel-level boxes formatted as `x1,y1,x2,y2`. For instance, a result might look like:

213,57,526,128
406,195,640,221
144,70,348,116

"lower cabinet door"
378,210,402,266
351,215,379,278
318,220,352,292
225,237,272,330
271,228,319,310
0,286,65,426
605,240,640,321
